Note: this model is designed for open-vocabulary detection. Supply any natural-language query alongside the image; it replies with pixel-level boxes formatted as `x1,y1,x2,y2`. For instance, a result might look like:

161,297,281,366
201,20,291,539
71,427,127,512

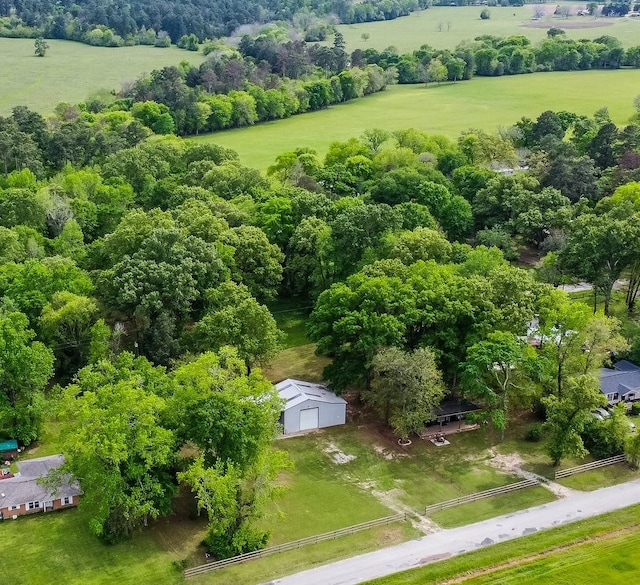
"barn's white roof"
276,379,346,410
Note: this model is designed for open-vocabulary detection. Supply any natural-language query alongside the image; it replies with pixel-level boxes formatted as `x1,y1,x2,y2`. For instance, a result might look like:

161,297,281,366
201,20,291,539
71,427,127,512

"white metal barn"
276,379,347,435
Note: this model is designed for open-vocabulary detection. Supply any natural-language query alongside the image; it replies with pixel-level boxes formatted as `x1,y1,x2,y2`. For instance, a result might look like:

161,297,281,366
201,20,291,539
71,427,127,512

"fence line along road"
183,513,406,578
554,454,627,480
423,478,540,515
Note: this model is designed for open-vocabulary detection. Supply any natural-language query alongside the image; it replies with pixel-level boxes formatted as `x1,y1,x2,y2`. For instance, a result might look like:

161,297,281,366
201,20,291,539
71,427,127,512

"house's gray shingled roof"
599,361,640,397
0,454,82,510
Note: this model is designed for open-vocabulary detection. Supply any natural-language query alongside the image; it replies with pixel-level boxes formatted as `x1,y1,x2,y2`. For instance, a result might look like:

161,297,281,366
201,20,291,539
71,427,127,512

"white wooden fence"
554,454,627,480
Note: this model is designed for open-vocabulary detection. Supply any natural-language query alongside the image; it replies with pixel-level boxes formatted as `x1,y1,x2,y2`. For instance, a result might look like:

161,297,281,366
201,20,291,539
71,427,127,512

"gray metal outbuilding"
276,379,347,435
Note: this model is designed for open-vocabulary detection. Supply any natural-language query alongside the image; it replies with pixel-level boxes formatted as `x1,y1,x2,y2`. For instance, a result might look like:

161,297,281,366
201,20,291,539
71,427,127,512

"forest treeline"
2,85,640,555
30,29,638,139
0,0,430,45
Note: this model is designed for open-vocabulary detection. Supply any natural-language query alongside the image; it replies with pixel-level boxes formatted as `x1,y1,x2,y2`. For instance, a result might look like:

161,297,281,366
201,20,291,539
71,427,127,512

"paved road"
263,478,640,585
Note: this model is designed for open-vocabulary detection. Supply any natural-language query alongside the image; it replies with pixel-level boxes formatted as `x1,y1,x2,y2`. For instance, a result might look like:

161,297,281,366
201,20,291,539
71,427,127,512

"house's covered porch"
420,399,481,439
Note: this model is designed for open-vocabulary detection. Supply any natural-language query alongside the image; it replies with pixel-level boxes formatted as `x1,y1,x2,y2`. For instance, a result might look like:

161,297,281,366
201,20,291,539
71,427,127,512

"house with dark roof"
276,379,347,435
0,454,82,520
598,360,640,405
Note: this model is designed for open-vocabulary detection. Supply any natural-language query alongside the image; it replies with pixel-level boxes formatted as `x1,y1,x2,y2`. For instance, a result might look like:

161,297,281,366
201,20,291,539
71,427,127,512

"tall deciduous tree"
220,225,284,303
57,353,176,543
542,375,605,465
462,331,535,441
171,350,288,558
97,228,226,363
366,346,445,441
187,282,283,370
39,291,101,378
0,309,54,443
560,208,640,315
536,291,627,396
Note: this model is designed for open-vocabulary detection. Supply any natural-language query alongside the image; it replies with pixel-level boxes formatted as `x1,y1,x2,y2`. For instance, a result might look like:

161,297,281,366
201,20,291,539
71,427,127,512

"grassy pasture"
0,38,205,115
194,69,640,169
333,6,640,53
457,530,640,585
366,504,640,584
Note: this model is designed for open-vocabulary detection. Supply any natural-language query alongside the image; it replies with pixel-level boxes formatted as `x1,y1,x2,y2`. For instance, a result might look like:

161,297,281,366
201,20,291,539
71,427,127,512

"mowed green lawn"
271,423,551,513
333,6,640,53
0,504,199,585
0,420,551,585
195,69,640,169
0,38,205,115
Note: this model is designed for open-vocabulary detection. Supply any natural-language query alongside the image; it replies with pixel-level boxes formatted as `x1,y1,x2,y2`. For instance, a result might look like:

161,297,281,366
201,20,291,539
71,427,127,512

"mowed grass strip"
332,6,640,53
558,463,640,492
195,70,640,170
260,432,398,543
364,503,640,585
0,38,205,114
268,297,315,349
429,486,556,528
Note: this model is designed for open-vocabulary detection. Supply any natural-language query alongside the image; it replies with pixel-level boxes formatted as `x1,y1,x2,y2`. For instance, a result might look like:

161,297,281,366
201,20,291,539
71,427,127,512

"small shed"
276,379,347,435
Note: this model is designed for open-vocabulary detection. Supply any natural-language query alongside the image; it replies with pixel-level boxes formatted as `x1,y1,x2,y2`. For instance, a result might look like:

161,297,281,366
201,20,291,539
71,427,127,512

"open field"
195,69,640,169
333,6,640,53
0,38,205,115
365,503,640,584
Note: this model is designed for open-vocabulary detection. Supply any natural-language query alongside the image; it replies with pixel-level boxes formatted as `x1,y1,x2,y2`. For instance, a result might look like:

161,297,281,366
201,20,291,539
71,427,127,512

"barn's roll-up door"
299,408,319,431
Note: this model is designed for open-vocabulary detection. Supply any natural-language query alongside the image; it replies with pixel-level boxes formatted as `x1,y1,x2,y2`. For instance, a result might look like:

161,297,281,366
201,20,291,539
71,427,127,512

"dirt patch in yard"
487,449,580,498
323,442,357,464
487,450,528,475
357,482,441,535
373,444,408,460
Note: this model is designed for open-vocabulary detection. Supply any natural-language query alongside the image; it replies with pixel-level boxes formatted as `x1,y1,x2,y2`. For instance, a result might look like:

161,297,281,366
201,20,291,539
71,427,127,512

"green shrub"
631,402,640,416
525,422,543,442
172,559,187,571
480,9,491,19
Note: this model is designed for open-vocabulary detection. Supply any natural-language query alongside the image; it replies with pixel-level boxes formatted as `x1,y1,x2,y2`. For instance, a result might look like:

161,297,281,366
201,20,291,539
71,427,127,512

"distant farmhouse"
0,454,82,520
599,360,640,406
276,379,347,435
